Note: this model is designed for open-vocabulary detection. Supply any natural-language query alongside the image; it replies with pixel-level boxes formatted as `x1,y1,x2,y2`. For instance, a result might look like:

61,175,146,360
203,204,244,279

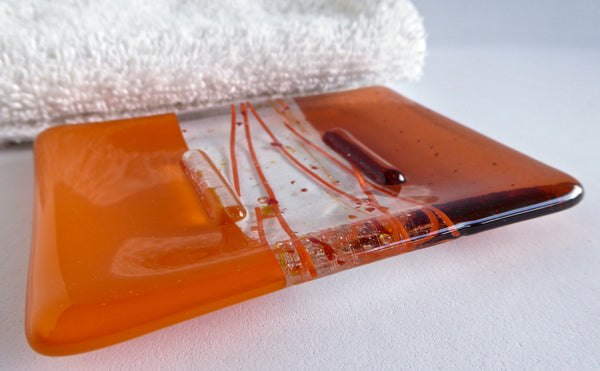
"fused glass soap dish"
26,86,583,355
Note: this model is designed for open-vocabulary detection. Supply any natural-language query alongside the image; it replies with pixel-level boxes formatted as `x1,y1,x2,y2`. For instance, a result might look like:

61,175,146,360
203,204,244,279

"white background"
1,1,599,369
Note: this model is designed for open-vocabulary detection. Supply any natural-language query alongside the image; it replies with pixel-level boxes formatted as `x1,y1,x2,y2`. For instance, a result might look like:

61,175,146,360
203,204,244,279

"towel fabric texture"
0,0,426,142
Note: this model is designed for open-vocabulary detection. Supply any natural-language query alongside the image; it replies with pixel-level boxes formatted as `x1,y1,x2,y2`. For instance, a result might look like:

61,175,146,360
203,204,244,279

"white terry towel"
0,0,426,142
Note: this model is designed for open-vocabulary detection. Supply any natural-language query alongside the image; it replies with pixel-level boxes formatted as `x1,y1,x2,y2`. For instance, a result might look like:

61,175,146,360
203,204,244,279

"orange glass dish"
26,87,583,355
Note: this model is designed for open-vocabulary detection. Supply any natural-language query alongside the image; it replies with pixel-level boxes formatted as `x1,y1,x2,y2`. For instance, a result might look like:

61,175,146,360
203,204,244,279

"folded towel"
0,0,426,142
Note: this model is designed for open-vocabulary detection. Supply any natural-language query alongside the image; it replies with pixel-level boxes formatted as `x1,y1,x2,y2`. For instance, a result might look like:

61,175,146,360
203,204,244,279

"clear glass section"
181,149,246,224
177,88,582,285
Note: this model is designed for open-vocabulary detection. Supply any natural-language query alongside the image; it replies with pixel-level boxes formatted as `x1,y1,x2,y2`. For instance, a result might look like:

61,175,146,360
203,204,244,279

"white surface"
417,0,600,48
2,4,600,371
